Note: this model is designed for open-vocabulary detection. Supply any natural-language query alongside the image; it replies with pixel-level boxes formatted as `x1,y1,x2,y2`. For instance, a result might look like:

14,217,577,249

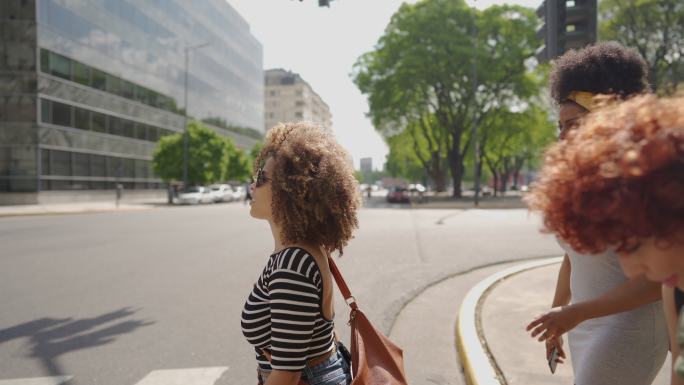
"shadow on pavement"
0,307,155,384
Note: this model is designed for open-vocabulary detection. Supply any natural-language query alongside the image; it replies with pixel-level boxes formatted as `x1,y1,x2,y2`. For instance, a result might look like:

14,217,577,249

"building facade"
360,157,372,173
0,0,263,204
264,69,332,132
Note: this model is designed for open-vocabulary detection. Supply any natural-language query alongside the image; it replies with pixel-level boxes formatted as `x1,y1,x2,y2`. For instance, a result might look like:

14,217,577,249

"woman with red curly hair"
527,94,684,383
240,122,360,385
525,42,668,385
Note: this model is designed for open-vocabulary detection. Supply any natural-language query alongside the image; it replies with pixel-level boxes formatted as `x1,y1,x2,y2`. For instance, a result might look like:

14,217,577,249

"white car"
177,186,214,205
210,184,234,203
232,185,246,201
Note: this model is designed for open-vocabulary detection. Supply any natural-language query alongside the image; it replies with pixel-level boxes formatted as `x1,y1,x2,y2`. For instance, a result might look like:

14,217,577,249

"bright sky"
228,0,542,170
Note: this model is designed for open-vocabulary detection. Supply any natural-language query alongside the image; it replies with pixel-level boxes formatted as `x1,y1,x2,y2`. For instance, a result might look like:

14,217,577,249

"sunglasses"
253,167,270,187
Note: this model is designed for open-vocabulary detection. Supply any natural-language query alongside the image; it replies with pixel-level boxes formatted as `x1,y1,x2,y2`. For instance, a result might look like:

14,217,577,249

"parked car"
408,183,426,193
232,185,246,201
210,184,234,203
177,186,213,205
386,186,410,203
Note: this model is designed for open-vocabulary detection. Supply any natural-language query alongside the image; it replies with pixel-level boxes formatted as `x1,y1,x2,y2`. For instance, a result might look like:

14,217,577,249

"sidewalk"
476,261,671,385
0,201,157,217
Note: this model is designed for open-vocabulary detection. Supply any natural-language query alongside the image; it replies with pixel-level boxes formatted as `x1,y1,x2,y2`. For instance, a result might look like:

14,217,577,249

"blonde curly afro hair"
254,122,361,255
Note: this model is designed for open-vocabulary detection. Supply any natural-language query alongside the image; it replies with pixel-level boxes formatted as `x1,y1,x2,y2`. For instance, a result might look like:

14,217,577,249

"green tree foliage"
353,0,541,197
153,121,246,185
600,0,684,94
385,122,444,186
224,140,251,182
478,105,555,194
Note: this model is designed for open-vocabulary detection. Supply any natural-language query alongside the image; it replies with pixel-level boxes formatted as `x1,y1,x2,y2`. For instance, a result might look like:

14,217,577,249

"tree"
224,140,251,182
153,121,230,186
353,0,541,198
385,124,442,186
600,0,684,94
479,105,555,195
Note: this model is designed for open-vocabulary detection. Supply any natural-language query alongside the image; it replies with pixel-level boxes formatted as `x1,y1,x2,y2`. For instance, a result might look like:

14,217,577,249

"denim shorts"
257,343,352,385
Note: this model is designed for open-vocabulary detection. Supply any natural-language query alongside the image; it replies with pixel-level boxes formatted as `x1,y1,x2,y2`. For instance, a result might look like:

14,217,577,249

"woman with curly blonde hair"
525,42,668,385
527,94,684,384
241,122,360,385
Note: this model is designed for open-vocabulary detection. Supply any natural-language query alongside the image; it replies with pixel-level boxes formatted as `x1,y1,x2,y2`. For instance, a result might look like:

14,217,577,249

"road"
0,201,559,385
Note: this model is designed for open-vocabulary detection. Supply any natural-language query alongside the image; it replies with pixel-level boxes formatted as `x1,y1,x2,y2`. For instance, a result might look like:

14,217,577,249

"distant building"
0,0,263,204
360,157,373,173
264,69,332,132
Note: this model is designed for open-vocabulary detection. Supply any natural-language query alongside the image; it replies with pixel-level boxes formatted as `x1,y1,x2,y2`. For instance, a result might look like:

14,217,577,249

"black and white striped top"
241,247,335,371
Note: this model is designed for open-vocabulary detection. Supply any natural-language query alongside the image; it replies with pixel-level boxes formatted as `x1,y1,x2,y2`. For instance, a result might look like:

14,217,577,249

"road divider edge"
456,256,564,385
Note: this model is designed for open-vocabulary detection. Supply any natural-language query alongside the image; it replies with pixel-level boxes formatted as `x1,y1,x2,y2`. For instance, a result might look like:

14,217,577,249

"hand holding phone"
548,346,558,374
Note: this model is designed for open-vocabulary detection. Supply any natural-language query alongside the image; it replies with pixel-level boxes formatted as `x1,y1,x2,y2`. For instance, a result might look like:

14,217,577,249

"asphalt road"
0,202,559,385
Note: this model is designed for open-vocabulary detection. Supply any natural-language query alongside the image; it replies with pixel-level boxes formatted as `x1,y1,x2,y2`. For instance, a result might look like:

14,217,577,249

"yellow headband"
565,91,599,111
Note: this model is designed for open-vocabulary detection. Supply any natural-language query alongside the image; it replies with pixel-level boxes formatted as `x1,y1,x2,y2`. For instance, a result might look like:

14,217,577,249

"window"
90,154,106,177
108,116,122,136
296,90,303,97
106,74,121,95
134,86,149,104
295,111,303,118
52,102,72,126
40,48,49,73
92,111,106,133
121,80,135,99
147,126,158,142
40,149,50,175
90,181,106,190
107,157,121,177
295,101,305,107
49,51,70,79
121,120,134,138
134,123,147,140
40,99,50,123
72,61,90,86
92,69,106,91
50,180,72,190
269,90,276,96
122,158,135,178
135,159,148,178
268,112,274,119
73,152,89,176
74,108,90,130
49,150,71,176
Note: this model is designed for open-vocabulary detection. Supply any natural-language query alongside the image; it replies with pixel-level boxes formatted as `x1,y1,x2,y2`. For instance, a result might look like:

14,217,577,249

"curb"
0,205,154,218
456,256,563,385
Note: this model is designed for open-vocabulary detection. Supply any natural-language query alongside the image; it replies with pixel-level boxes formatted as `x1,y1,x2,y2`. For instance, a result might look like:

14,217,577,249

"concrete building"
264,69,332,132
0,0,263,204
360,157,373,173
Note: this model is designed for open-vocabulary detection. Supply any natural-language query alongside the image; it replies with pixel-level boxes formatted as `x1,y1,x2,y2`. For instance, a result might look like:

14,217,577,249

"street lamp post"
183,42,210,189
471,1,480,207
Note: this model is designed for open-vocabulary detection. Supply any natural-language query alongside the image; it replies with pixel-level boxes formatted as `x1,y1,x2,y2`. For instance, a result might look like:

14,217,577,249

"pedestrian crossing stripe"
0,367,229,385
0,377,72,385
133,367,229,385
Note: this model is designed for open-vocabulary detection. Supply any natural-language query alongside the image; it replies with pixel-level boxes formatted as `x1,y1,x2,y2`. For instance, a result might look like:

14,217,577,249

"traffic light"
536,0,597,63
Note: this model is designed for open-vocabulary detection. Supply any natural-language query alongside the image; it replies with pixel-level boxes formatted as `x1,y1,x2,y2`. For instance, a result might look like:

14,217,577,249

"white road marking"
0,377,73,385
133,367,229,385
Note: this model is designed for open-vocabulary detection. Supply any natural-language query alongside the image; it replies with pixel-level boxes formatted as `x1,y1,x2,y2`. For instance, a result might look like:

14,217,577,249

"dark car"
386,186,410,203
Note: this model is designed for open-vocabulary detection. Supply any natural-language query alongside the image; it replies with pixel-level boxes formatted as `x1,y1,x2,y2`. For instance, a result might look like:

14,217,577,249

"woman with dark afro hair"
240,122,359,385
525,42,668,385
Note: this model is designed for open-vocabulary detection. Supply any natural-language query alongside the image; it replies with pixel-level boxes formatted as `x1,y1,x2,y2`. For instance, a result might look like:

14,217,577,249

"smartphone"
548,346,558,374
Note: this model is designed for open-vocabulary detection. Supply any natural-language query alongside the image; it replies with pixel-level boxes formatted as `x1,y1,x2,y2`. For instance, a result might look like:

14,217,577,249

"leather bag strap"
321,247,359,311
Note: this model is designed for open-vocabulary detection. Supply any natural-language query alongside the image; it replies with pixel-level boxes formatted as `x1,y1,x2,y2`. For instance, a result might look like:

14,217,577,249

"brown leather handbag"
327,254,409,385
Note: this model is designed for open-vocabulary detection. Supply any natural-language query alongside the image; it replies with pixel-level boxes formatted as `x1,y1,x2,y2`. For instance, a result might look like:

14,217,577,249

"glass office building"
0,0,263,204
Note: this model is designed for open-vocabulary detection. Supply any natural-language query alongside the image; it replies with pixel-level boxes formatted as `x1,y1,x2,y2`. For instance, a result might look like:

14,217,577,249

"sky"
228,0,542,171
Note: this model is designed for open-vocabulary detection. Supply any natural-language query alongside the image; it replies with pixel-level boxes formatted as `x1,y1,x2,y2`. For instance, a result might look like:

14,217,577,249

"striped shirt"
241,247,335,371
